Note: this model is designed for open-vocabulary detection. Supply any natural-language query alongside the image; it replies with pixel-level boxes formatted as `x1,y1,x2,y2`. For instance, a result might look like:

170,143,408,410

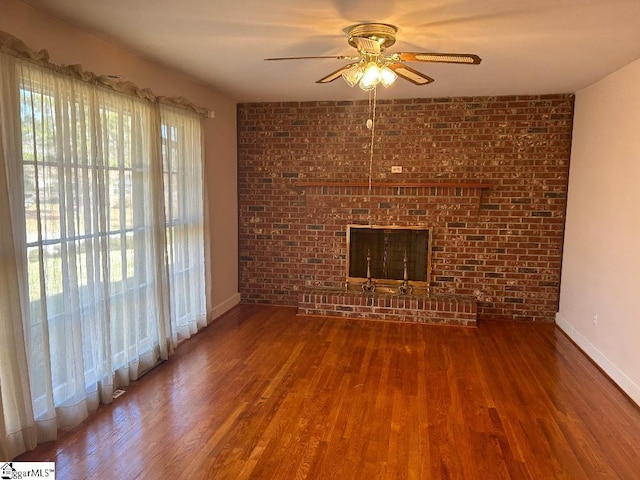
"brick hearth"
298,289,477,326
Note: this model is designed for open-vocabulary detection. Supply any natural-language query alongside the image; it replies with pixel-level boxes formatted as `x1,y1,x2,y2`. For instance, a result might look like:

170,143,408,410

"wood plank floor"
17,305,640,479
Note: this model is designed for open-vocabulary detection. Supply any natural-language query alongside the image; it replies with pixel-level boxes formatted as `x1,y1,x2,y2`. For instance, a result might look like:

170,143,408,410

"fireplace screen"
346,225,432,291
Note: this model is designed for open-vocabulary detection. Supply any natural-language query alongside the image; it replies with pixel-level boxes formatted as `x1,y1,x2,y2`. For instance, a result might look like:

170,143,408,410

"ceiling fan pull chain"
367,86,377,226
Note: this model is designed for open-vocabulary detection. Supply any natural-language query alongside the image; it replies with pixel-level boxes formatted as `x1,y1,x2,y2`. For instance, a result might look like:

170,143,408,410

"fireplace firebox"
346,225,432,293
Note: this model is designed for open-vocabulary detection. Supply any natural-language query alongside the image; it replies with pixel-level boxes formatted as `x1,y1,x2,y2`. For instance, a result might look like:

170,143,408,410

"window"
14,59,206,423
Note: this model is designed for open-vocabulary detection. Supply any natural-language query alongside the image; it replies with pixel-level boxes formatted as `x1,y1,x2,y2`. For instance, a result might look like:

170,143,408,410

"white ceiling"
21,0,640,103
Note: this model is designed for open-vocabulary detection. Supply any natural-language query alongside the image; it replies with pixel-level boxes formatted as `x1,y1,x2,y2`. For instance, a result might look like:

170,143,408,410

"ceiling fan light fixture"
342,63,364,87
359,62,381,90
379,66,397,88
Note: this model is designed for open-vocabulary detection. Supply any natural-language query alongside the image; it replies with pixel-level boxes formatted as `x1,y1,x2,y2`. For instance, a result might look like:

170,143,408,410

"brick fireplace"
238,94,574,324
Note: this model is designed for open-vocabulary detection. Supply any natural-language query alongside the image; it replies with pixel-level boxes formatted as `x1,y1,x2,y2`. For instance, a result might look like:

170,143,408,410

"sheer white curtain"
0,51,208,459
161,106,207,344
0,52,38,461
19,58,171,434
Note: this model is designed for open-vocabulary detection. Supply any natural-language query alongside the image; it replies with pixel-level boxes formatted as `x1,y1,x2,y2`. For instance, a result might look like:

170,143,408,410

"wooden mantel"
293,181,491,189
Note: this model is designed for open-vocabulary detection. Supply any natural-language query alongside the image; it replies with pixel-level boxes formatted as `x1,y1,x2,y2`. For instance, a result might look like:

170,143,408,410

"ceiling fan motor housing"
347,23,398,51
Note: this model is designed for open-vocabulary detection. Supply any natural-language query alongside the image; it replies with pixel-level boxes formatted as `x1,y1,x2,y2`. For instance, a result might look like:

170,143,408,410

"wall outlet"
391,165,403,173
592,313,598,326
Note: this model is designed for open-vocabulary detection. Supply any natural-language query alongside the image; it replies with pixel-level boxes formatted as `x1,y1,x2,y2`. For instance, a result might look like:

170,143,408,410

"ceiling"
21,0,640,103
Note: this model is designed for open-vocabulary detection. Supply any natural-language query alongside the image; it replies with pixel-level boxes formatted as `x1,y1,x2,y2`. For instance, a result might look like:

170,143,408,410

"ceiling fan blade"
316,63,359,83
265,55,356,61
397,52,481,65
387,63,434,86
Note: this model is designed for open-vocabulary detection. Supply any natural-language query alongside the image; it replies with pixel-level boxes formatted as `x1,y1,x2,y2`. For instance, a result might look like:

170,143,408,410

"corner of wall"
209,292,241,324
556,312,640,406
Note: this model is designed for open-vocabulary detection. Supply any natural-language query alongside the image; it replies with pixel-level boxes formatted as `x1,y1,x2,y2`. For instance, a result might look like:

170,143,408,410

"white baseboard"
556,312,640,407
210,292,241,323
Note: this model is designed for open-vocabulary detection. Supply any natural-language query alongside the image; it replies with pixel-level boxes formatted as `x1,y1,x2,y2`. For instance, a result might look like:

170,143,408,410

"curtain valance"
0,30,208,115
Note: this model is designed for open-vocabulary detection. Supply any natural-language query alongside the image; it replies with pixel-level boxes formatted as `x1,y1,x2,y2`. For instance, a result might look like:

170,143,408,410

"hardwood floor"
17,305,640,479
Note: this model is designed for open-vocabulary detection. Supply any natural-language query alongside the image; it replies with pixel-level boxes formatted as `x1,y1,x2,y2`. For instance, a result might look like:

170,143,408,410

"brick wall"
237,94,574,322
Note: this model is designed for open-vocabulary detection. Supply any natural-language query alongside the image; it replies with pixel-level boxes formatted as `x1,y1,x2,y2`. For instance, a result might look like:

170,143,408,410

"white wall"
1,0,240,319
557,58,640,405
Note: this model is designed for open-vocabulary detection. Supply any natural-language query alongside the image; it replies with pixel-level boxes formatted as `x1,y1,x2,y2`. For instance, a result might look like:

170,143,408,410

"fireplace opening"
346,225,432,293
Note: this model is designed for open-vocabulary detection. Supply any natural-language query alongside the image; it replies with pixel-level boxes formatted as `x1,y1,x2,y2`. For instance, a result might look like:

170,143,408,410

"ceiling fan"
265,23,481,91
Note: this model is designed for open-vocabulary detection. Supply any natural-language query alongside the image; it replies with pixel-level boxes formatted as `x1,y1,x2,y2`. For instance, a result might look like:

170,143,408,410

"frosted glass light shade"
359,62,381,91
380,66,397,87
342,64,364,87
